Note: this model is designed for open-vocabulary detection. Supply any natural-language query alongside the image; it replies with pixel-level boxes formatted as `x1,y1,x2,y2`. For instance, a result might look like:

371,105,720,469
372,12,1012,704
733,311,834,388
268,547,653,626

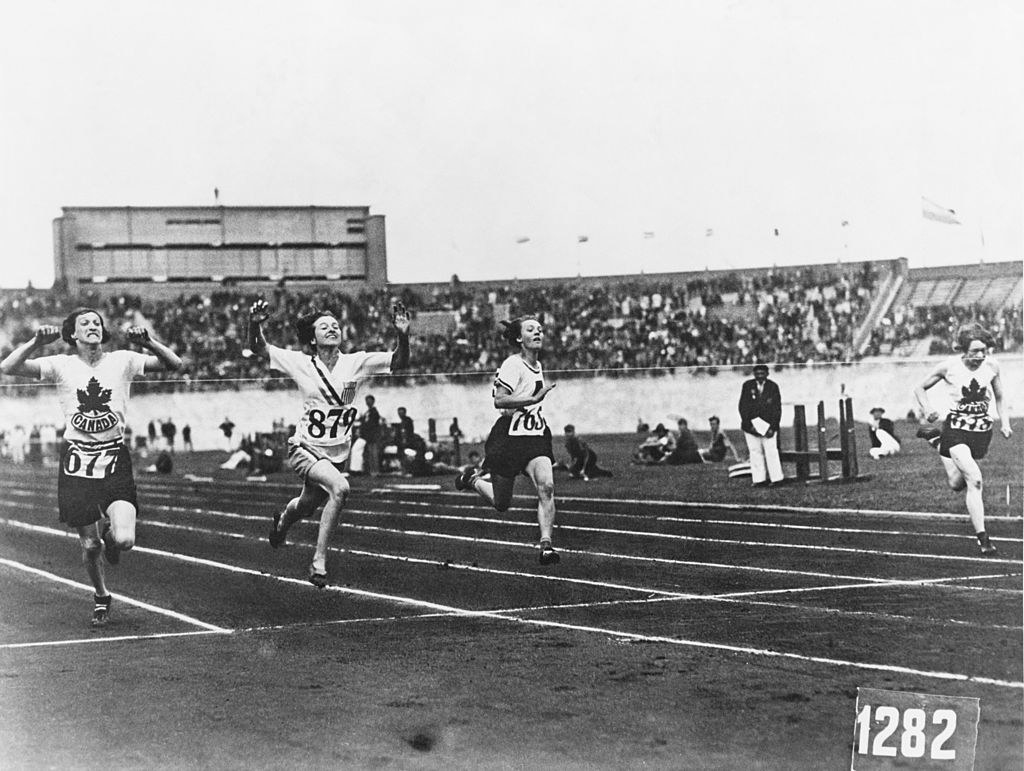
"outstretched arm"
390,302,411,372
128,327,183,373
0,326,60,378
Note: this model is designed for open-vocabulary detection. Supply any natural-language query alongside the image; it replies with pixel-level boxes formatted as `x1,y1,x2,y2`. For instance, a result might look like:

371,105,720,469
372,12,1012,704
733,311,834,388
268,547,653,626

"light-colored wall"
2,357,1020,450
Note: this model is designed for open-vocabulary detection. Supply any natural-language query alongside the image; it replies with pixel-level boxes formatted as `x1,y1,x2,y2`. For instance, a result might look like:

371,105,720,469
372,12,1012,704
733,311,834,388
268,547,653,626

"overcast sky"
0,0,1020,289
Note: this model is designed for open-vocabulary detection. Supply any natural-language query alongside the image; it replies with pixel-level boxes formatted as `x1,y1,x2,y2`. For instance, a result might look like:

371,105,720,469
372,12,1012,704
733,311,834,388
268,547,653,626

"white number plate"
851,687,979,770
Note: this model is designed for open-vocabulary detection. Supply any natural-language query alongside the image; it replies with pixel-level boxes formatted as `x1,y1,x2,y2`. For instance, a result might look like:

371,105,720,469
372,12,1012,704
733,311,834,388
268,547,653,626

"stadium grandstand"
51,205,387,298
1,252,1020,396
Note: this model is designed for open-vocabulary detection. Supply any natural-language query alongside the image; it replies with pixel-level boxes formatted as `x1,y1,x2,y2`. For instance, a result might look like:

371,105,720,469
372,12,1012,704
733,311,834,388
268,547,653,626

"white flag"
922,197,960,224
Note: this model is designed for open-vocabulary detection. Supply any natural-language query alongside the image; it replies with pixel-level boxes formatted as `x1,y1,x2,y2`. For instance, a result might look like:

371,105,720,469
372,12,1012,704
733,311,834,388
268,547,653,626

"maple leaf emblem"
960,378,987,404
77,377,113,414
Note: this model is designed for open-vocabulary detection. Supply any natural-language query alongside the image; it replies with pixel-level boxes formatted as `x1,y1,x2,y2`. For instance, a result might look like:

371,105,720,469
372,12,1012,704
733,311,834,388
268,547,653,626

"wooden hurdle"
779,397,868,483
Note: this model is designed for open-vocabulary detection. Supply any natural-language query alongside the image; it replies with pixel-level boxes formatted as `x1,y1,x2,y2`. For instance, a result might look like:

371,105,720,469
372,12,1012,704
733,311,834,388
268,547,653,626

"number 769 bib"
508,406,547,436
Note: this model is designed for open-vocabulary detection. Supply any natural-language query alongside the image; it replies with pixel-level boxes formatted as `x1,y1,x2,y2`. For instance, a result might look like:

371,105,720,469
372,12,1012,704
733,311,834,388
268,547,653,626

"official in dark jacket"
738,364,784,486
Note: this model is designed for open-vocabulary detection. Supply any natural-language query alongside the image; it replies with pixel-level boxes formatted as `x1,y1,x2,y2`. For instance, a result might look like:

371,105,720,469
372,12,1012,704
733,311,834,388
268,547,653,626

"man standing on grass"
738,363,784,487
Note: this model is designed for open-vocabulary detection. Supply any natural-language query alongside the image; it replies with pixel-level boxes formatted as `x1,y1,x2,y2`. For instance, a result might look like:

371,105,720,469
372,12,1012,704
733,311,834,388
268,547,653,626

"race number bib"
305,406,359,442
508,406,547,436
63,446,120,479
949,413,992,432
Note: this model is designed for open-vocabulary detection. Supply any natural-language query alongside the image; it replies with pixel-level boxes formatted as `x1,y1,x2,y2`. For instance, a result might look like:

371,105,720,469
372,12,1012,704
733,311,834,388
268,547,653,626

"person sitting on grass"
700,415,742,463
563,424,613,480
661,417,704,465
633,423,675,464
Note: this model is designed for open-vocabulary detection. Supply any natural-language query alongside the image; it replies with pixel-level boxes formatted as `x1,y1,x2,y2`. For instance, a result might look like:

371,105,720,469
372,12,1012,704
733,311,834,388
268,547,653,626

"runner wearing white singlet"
247,299,410,587
0,308,182,626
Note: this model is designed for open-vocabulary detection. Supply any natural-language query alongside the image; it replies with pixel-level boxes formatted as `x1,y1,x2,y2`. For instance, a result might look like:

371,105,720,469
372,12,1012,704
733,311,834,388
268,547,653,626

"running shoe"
269,511,286,548
308,565,329,588
538,543,561,565
92,595,112,627
454,467,478,491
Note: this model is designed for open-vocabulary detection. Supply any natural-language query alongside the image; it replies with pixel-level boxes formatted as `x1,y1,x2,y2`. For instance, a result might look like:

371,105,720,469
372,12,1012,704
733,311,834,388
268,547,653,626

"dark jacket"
360,406,382,442
739,378,782,436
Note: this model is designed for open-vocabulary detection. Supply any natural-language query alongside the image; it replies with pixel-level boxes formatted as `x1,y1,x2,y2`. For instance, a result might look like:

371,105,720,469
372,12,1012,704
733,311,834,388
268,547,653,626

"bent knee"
536,481,555,500
326,480,351,501
82,537,103,557
115,536,135,551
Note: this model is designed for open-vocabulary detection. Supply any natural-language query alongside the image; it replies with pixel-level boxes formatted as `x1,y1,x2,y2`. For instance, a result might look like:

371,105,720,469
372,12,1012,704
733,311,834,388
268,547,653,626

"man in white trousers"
738,364,784,487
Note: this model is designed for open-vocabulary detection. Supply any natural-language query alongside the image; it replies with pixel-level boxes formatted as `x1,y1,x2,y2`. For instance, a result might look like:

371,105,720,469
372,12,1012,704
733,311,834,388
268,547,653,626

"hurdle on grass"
779,396,868,483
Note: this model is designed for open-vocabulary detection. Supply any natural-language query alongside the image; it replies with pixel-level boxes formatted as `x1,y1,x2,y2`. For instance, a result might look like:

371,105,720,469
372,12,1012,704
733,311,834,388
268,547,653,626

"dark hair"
564,424,575,433
61,308,110,347
752,364,769,374
500,316,540,347
294,309,338,347
955,323,994,352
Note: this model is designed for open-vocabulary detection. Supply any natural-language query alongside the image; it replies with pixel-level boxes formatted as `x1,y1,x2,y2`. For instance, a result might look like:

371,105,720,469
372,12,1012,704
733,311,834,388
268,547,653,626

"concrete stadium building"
52,205,387,298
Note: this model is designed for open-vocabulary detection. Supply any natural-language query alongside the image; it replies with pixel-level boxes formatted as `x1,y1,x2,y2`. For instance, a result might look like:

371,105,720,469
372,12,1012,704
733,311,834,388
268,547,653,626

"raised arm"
245,299,271,360
0,326,60,378
390,302,411,372
128,327,183,373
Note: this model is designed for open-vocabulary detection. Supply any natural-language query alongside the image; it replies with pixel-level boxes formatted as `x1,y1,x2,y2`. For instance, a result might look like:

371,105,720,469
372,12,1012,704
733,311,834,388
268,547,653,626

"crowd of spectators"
1,261,1019,396
865,303,1023,357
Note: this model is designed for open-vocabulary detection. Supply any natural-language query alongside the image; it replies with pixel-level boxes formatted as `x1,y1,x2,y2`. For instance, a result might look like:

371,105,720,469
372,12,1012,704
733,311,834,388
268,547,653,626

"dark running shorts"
483,415,554,479
57,442,138,528
939,420,992,460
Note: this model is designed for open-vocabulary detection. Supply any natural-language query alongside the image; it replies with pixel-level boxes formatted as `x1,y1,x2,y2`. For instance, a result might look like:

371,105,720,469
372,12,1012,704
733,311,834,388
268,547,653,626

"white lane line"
484,587,1024,632
0,630,226,650
4,502,1021,595
342,509,1024,566
15,515,1017,631
8,486,1023,552
140,506,1024,589
371,488,1024,521
7,478,1023,523
28,486,1016,565
0,556,230,633
2,519,1020,687
362,494,1024,536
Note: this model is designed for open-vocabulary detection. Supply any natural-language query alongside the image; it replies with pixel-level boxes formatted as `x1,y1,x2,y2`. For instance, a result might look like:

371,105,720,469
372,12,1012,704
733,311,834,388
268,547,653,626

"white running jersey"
942,355,997,432
35,351,149,444
268,344,392,459
493,354,548,436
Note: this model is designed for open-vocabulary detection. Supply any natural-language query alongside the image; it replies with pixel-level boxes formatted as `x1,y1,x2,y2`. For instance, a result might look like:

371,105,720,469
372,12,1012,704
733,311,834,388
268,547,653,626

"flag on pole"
515,236,531,244
577,235,589,243
922,196,960,224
